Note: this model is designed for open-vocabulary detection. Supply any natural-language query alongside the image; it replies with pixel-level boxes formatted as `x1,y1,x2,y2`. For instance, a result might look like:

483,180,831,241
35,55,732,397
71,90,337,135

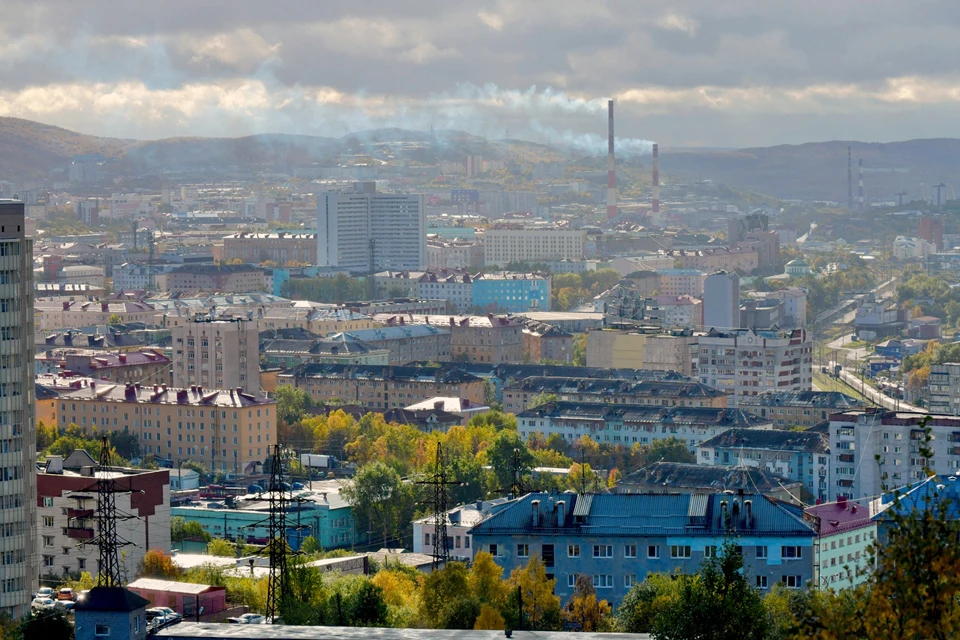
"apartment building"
113,263,175,291
521,323,573,364
473,273,551,313
426,238,484,270
703,271,740,332
61,349,172,386
739,391,864,428
37,464,170,582
697,328,813,406
35,299,156,331
0,201,38,616
56,382,277,472
672,246,759,274
654,294,702,329
516,402,771,450
585,330,698,376
173,318,260,395
928,362,960,415
503,377,727,414
697,428,830,503
372,314,523,364
279,363,485,410
159,264,265,294
483,228,585,267
222,232,318,265
827,410,960,501
317,182,426,272
803,498,876,590
470,492,816,605
416,271,475,312
656,269,706,297
617,462,806,504
257,307,376,335
334,325,452,364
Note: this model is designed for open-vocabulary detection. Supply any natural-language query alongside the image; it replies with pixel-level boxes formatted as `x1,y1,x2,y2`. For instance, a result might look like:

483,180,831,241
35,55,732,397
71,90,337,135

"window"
782,546,803,560
568,574,577,588
704,546,717,558
95,624,110,637
42,516,54,527
757,546,768,559
42,536,54,547
781,575,803,589
624,544,637,558
42,497,53,507
489,544,499,557
625,574,637,588
43,556,54,567
568,544,580,558
517,544,529,558
648,545,660,559
592,574,614,589
424,533,430,546
593,545,613,558
671,545,692,559
756,576,768,589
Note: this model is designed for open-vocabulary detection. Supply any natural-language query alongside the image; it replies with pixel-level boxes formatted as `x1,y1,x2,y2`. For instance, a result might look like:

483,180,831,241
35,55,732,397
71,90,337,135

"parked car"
226,613,265,624
153,606,182,621
54,600,75,613
30,598,56,611
32,587,54,600
57,588,76,601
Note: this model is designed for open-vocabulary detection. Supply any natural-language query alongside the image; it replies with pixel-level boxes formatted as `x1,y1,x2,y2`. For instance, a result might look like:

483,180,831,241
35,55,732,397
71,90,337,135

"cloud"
657,14,700,37
477,11,504,31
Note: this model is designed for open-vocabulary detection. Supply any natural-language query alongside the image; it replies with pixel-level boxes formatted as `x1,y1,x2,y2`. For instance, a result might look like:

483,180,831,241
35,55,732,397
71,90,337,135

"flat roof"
157,623,649,639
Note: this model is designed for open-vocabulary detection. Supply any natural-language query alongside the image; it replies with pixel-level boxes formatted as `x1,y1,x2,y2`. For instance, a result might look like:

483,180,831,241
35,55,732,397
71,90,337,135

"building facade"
56,383,277,472
37,466,170,582
585,330,698,376
336,325,452,364
0,201,38,617
317,183,426,272
503,377,727,414
372,314,523,364
173,318,260,395
222,232,318,265
928,363,960,415
470,492,816,605
159,264,265,294
483,228,585,267
703,271,740,331
472,274,551,313
697,328,813,406
739,391,864,428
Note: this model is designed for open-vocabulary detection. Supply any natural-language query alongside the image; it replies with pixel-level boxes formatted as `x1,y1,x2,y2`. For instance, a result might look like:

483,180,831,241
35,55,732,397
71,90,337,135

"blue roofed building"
871,473,960,545
469,491,816,605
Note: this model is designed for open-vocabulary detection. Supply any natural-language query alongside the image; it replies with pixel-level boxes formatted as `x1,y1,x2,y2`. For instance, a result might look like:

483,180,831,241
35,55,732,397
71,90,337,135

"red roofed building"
804,496,877,589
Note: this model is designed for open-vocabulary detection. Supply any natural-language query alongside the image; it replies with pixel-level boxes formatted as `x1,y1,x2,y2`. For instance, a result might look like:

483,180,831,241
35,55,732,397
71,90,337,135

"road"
826,333,871,362
830,361,927,413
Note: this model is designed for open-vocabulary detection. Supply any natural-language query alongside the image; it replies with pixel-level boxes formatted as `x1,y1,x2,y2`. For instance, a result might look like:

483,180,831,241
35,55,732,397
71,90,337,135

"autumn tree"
474,604,506,630
505,554,561,631
137,548,181,579
564,574,612,632
616,573,680,633
419,562,475,628
485,430,535,492
206,538,235,557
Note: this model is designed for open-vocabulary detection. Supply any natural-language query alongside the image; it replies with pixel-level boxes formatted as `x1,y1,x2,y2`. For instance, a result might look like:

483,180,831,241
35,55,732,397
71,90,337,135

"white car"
154,606,182,621
31,598,56,611
227,613,264,624
33,587,54,600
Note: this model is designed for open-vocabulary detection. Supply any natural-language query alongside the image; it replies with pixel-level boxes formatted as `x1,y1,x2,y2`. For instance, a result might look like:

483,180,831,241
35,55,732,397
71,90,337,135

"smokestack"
847,146,853,210
858,159,864,212
606,99,617,219
652,143,660,215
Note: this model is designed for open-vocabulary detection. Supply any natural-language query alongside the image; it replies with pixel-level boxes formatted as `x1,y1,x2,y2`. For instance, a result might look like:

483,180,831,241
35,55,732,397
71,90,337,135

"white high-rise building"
703,271,740,331
0,201,37,616
317,182,425,273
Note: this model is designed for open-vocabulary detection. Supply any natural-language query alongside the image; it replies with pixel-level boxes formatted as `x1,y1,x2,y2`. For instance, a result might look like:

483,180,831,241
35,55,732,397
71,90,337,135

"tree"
468,551,507,609
207,538,235,557
20,610,73,640
616,573,680,633
419,562,472,628
344,579,389,627
506,554,561,631
107,313,122,325
468,410,517,432
474,604,506,630
184,520,211,542
639,437,696,466
651,541,768,640
180,460,207,482
485,430,535,492
572,333,587,366
527,393,557,409
137,548,181,579
36,422,58,452
564,574,612,632
300,536,322,555
275,385,313,425
340,462,409,547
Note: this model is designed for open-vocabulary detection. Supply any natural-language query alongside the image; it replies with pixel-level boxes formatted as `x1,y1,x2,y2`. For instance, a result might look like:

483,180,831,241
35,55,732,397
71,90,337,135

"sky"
3,0,960,150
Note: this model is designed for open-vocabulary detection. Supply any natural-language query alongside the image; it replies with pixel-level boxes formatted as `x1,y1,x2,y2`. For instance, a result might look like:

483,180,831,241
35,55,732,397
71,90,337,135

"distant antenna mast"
858,159,865,212
847,146,853,210
606,100,618,219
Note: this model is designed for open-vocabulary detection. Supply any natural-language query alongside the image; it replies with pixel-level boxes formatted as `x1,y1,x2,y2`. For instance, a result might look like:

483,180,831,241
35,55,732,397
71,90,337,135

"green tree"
419,562,476,629
20,610,73,640
344,579,389,627
485,430,535,492
300,536,322,555
107,313,122,325
467,410,517,431
505,554,561,631
207,538,235,557
652,541,768,640
527,393,557,409
638,436,696,466
275,385,313,425
616,573,680,633
572,333,587,366
340,462,410,547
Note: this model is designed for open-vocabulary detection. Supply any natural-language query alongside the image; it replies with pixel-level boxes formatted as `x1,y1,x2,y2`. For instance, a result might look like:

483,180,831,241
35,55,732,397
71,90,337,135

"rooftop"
805,498,874,536
517,402,769,429
620,462,805,499
280,363,481,385
158,624,648,639
58,383,273,407
126,578,223,595
699,428,828,454
739,390,863,409
509,376,724,399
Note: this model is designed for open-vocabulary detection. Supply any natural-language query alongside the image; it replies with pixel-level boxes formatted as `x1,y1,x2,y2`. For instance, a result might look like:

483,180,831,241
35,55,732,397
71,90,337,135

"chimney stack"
652,143,660,215
606,99,618,220
858,159,864,212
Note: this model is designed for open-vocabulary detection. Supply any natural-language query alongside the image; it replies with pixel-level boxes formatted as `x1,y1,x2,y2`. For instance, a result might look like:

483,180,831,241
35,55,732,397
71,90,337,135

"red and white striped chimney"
606,99,617,219
652,143,660,214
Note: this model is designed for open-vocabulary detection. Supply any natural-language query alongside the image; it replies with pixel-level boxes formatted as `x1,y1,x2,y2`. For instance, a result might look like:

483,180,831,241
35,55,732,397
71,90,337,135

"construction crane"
934,183,947,208
895,191,907,207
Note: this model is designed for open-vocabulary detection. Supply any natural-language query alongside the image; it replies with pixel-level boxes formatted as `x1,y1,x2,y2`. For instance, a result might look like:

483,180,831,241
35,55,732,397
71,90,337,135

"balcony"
64,527,94,540
67,508,93,519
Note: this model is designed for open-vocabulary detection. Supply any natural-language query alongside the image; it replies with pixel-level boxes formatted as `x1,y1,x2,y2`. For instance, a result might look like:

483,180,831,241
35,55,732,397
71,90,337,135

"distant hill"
0,117,131,179
659,139,960,202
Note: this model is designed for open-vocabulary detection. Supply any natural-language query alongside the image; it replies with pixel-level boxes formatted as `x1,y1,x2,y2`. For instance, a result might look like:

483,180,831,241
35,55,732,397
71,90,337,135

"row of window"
563,573,804,590
498,543,800,561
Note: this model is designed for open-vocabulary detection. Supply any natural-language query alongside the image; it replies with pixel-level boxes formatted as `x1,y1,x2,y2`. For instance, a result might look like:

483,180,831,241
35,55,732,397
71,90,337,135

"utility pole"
265,445,288,622
91,436,133,587
415,443,465,570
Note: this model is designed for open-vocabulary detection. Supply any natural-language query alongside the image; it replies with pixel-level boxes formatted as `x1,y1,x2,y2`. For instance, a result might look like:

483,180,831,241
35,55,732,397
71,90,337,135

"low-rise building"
929,362,960,415
697,428,831,503
335,325,452,364
222,232,317,265
472,273,550,313
158,264,265,295
503,377,727,414
280,363,486,410
60,350,172,386
56,382,277,472
521,322,573,364
413,498,512,561
586,329,699,376
372,314,523,364
517,402,772,450
804,497,876,590
35,299,156,331
37,462,170,581
656,269,706,297
654,294,702,329
854,298,905,341
404,397,490,425
739,391,864,428
469,492,816,605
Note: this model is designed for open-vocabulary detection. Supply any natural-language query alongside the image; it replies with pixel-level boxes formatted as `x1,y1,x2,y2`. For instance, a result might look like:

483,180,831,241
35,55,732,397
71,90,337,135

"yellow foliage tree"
507,554,561,630
474,604,506,630
564,574,612,632
469,551,507,608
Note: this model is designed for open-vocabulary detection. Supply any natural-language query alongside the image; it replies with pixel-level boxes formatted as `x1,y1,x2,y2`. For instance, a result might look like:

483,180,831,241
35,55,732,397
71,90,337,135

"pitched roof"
805,499,874,536
74,587,150,612
699,428,829,454
739,390,863,409
621,462,804,497
508,376,724,399
518,402,768,429
126,578,223,595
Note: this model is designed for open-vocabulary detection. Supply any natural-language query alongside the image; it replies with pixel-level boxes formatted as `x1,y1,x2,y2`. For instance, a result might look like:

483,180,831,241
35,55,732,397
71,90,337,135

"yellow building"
585,330,698,376
56,382,277,472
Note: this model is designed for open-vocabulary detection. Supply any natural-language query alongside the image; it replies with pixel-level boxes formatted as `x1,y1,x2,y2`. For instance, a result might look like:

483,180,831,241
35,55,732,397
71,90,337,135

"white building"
698,328,813,407
113,263,175,292
827,410,960,501
929,363,960,415
703,271,740,331
656,269,707,297
653,294,702,329
483,228,585,267
317,182,425,273
759,287,808,327
413,499,512,561
172,317,260,395
0,201,38,616
893,236,936,261
57,265,105,288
